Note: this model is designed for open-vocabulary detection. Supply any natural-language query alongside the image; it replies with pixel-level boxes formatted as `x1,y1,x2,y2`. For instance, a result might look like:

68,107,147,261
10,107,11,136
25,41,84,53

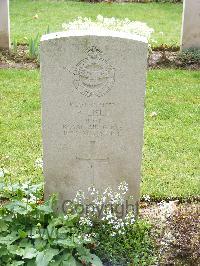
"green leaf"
76,247,102,265
26,259,36,266
8,245,24,256
57,227,70,235
63,253,77,266
23,247,38,259
36,194,56,215
2,214,13,222
46,224,58,239
0,233,19,245
5,200,32,215
90,254,103,266
36,248,60,266
53,238,76,248
9,261,24,266
0,219,8,232
34,238,47,251
18,229,28,239
0,245,8,256
50,252,78,266
36,204,53,214
75,261,83,266
18,238,33,248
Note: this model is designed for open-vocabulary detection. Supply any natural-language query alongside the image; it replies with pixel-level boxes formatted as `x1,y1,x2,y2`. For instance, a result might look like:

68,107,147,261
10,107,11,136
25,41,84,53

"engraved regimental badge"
73,46,115,98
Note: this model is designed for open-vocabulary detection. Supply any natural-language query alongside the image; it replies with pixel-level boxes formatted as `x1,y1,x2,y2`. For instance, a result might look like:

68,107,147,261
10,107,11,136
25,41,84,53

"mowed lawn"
10,0,182,47
0,69,199,200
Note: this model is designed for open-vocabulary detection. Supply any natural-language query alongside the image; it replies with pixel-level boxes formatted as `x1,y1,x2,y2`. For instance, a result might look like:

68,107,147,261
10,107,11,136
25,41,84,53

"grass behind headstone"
10,0,182,47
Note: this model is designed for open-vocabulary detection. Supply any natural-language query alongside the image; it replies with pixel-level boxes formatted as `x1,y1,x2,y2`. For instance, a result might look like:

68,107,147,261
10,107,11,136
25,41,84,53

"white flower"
74,190,85,204
83,233,92,242
0,168,4,178
125,211,135,225
143,194,151,202
79,217,93,227
72,182,137,232
35,158,43,169
62,16,154,40
150,111,158,117
118,181,128,195
29,193,37,203
97,14,104,22
0,168,9,177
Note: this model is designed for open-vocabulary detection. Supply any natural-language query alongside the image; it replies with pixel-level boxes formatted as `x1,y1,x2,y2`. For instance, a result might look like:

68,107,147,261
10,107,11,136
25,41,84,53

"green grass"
0,70,42,183
0,69,199,199
143,70,200,199
10,0,183,47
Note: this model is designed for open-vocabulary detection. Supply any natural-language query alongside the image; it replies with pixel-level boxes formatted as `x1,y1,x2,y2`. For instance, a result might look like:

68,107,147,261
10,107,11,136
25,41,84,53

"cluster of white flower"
79,216,93,227
0,168,8,178
35,158,43,169
62,15,154,40
118,181,128,195
83,233,94,242
143,194,151,202
74,190,85,204
77,232,96,243
101,208,135,236
73,181,136,236
88,181,129,207
28,194,37,203
88,186,99,196
124,210,135,225
102,210,124,233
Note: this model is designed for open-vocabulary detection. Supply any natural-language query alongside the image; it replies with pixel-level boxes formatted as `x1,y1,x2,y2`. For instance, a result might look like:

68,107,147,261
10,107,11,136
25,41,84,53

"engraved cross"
76,141,109,183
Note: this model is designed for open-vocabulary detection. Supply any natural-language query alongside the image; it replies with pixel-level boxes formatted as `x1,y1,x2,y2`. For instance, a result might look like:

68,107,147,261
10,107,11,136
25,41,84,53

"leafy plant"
0,180,102,266
94,220,156,265
66,182,157,265
177,48,200,65
45,25,51,35
0,177,156,265
12,38,18,53
27,26,50,60
28,33,40,59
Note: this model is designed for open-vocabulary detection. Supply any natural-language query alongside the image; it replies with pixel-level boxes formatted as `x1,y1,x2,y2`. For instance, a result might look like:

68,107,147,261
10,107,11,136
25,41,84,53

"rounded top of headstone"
41,30,148,44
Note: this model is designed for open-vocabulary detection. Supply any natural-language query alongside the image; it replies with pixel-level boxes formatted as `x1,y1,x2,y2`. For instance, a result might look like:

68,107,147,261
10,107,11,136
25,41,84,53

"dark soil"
0,45,200,70
0,45,38,70
149,50,200,70
140,201,200,266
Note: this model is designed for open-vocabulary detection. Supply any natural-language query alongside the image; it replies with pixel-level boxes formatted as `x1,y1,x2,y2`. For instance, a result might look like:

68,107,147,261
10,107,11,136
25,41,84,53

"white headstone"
181,0,200,50
0,0,10,49
41,30,148,211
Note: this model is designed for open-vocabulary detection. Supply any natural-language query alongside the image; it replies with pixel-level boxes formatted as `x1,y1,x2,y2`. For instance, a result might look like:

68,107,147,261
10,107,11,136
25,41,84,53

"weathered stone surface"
0,0,10,49
181,0,200,50
41,30,148,211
